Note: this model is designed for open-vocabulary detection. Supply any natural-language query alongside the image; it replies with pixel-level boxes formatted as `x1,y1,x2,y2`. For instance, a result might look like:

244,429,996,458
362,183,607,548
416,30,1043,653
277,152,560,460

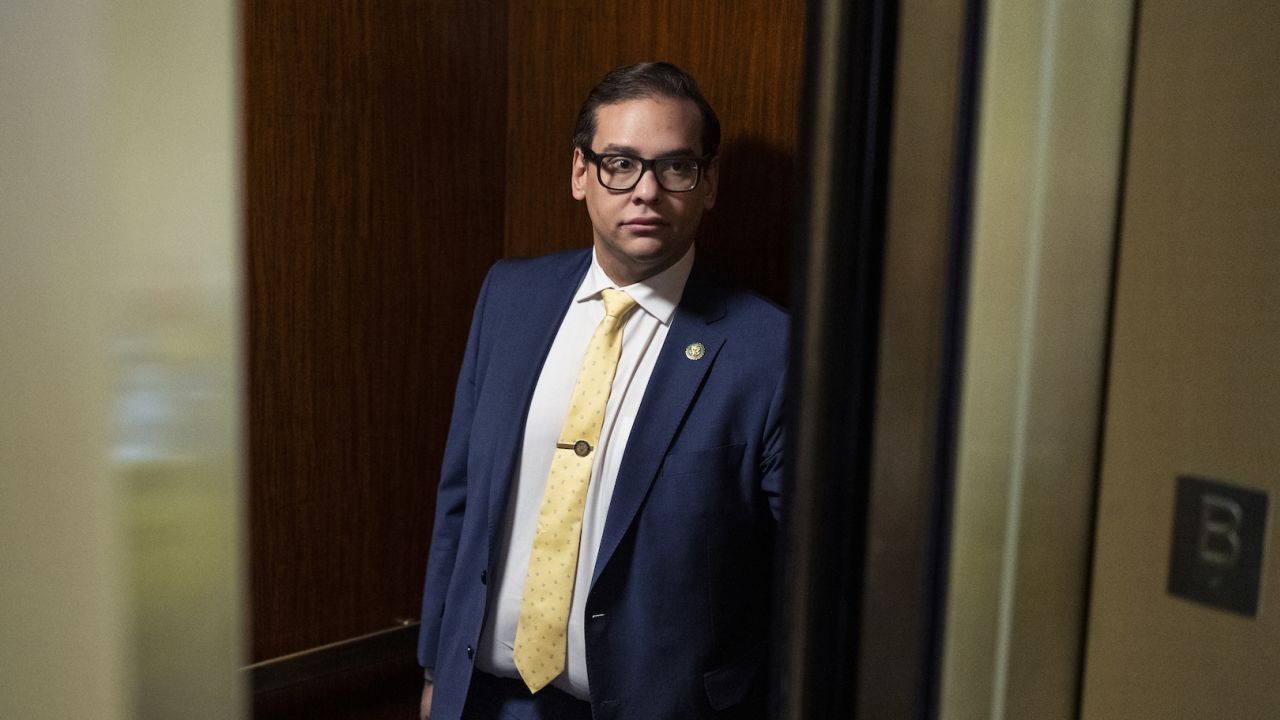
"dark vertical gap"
1072,1,1144,715
774,0,899,717
921,0,986,717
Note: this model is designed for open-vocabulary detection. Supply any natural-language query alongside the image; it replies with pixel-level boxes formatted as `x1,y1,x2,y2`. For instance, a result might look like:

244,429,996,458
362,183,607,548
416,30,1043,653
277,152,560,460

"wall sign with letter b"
1168,475,1269,616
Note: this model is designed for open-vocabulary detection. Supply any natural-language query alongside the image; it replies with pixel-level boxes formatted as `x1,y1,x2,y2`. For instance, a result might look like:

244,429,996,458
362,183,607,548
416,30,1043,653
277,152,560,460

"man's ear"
701,155,720,210
571,148,588,200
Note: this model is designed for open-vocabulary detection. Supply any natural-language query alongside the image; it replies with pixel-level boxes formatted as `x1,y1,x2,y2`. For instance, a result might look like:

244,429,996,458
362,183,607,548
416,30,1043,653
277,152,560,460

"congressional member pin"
685,342,706,361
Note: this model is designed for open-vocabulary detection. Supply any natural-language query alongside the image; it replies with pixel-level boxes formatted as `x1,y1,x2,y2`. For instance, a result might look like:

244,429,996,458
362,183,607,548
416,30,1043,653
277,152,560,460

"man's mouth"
623,217,665,227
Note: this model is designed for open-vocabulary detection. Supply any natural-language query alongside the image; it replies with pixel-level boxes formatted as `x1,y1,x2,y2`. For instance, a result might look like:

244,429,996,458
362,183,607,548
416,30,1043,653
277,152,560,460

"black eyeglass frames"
580,148,713,192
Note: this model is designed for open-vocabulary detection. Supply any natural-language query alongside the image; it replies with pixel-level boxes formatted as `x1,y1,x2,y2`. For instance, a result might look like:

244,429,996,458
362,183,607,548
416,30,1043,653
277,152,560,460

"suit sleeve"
760,359,786,523
416,264,497,672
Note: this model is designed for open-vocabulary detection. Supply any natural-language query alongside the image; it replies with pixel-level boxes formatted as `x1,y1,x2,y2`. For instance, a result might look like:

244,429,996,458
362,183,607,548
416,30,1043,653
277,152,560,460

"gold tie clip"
556,440,593,457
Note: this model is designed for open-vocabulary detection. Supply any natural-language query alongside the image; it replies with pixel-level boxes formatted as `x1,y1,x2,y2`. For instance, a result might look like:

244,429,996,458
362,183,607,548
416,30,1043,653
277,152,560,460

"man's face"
572,97,718,286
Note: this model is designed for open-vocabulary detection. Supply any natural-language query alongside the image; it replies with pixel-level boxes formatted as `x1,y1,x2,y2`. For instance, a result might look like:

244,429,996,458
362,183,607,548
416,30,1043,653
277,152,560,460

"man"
418,62,787,720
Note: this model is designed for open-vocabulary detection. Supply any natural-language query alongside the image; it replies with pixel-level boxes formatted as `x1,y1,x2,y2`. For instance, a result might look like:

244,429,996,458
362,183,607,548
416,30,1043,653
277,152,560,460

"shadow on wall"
699,135,797,308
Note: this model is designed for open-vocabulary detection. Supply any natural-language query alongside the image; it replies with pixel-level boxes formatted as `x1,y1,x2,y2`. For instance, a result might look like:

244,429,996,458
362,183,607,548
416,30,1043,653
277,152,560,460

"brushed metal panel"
940,2,1133,718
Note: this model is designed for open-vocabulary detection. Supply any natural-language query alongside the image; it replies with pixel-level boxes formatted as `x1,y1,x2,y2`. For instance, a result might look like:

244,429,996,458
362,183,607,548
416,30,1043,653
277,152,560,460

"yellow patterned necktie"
513,287,639,693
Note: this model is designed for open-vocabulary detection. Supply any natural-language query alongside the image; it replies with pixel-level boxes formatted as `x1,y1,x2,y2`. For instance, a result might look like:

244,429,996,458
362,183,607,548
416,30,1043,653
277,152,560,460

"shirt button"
480,570,487,585
466,645,474,660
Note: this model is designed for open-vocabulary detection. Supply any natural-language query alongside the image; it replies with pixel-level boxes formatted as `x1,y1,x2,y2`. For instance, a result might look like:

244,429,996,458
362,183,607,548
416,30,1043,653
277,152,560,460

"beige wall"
1081,3,1280,718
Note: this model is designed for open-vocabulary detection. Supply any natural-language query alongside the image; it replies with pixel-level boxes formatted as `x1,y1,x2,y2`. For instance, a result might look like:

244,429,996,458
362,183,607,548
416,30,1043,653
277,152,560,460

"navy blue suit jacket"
417,249,787,720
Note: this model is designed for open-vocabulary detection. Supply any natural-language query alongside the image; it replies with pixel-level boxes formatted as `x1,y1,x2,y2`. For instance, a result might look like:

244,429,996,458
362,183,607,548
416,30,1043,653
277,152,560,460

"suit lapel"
484,251,591,549
591,261,728,588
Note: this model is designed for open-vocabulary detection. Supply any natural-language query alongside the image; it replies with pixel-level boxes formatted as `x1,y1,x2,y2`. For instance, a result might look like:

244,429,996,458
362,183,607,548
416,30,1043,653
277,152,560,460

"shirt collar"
575,244,695,326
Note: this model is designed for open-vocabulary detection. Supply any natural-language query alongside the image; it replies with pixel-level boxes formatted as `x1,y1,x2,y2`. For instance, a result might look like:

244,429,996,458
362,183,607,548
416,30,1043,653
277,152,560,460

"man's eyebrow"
600,143,700,158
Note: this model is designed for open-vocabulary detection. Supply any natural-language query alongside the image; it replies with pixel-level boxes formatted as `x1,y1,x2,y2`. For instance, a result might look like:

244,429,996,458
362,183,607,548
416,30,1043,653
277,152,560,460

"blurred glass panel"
112,290,243,720
0,2,243,719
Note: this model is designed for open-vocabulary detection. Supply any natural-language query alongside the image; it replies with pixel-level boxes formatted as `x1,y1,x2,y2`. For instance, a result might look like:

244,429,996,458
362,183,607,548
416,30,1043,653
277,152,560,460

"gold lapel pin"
685,342,706,361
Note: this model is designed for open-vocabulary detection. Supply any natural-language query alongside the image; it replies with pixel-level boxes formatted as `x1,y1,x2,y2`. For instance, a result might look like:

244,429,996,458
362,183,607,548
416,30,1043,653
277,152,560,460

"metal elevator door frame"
776,0,1135,717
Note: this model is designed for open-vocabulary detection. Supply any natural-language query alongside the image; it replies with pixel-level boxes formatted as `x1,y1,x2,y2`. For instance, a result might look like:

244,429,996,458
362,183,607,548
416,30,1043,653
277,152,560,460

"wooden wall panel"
252,656,424,720
245,0,507,663
504,0,806,305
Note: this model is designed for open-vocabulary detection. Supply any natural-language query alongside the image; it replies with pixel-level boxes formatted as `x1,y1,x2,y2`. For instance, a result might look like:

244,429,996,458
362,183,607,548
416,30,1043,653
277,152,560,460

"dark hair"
572,62,721,157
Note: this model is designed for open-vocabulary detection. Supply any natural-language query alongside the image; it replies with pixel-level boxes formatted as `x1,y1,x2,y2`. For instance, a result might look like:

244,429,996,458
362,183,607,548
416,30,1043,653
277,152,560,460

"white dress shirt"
475,244,695,699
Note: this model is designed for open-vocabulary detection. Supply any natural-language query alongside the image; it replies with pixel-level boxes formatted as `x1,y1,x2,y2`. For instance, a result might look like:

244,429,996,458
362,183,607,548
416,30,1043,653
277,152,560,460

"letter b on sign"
1168,476,1268,616
1197,494,1242,569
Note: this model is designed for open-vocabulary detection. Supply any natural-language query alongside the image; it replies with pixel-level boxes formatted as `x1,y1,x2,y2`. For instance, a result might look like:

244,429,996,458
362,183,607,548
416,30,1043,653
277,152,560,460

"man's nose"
630,168,662,202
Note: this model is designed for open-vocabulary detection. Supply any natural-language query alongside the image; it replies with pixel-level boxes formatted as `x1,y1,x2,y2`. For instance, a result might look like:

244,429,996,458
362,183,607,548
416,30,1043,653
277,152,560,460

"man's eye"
604,157,636,172
666,159,694,174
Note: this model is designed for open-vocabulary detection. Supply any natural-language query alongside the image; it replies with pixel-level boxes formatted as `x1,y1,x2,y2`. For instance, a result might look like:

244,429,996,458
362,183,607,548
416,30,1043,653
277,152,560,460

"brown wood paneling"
245,0,507,663
503,0,806,304
252,655,423,720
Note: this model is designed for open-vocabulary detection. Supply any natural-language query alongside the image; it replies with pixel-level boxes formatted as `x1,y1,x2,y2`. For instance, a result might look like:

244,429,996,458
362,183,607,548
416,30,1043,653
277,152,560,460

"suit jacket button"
480,570,487,585
466,645,474,659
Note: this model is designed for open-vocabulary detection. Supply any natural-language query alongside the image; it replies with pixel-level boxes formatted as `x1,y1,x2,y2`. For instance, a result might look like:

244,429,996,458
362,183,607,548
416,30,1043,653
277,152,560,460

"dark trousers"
461,670,594,720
